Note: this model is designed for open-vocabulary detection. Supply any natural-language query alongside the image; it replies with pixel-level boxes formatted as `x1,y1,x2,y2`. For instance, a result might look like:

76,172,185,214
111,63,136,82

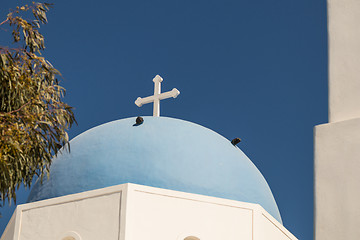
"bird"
231,138,241,146
135,116,144,125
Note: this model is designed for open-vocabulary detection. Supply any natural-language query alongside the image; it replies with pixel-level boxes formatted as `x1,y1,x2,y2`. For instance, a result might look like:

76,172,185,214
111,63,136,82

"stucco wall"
328,0,360,122
127,188,254,240
1,213,15,240
1,183,297,240
315,118,360,240
20,192,121,240
315,0,360,239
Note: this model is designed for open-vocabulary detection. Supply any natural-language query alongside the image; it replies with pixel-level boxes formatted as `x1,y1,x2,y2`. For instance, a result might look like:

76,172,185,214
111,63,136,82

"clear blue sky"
0,1,327,239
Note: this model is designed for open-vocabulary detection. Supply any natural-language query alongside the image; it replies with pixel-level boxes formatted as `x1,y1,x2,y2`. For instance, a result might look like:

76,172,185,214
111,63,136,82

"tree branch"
0,17,9,26
0,101,31,116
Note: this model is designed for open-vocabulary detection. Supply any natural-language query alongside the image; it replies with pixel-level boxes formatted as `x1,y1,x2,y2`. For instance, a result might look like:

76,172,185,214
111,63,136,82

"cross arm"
135,88,180,107
135,96,156,107
158,88,180,100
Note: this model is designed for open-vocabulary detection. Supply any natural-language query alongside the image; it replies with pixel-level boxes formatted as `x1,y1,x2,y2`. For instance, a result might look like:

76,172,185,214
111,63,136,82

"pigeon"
135,116,144,125
231,138,241,146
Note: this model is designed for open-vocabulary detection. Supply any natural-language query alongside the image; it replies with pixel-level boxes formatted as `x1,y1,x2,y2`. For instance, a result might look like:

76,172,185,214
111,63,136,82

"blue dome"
28,117,282,223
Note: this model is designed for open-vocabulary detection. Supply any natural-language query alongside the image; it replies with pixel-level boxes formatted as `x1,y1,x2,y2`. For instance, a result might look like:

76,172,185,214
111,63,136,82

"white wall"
125,185,297,240
315,118,360,240
127,187,253,240
19,192,121,240
1,212,16,240
254,210,295,240
1,183,297,240
315,0,360,239
328,0,360,122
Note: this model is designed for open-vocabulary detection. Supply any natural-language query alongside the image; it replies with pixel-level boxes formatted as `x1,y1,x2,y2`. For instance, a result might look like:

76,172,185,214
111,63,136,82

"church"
0,75,297,240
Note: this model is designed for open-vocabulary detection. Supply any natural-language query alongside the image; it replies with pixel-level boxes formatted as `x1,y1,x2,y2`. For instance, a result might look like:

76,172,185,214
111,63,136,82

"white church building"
0,75,298,240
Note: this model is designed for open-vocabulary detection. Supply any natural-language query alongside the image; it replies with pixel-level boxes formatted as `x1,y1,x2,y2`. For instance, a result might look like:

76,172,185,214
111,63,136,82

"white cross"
135,75,180,117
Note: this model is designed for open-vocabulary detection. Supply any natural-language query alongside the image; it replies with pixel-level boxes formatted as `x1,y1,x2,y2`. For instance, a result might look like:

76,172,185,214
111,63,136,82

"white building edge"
314,0,360,239
1,183,297,240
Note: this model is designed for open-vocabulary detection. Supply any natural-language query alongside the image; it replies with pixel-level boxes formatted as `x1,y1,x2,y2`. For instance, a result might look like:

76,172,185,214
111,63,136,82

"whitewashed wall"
315,118,360,240
315,0,360,239
1,183,297,240
328,0,360,122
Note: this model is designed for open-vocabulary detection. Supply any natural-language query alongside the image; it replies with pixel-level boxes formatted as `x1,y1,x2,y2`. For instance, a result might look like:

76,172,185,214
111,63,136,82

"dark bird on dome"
231,138,241,146
136,116,144,124
133,116,144,126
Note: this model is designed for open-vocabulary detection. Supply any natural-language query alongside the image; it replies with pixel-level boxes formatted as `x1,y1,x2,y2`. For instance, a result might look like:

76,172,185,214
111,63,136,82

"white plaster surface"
315,118,360,240
328,0,360,122
128,188,253,240
1,183,297,240
254,211,294,240
20,192,121,240
125,185,297,240
1,212,15,240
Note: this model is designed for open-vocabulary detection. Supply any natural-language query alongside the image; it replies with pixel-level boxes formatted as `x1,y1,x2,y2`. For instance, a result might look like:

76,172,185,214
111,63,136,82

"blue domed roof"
28,116,282,223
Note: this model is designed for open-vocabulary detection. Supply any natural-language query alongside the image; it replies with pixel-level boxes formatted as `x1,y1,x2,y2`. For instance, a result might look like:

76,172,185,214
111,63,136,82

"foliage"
0,2,76,205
